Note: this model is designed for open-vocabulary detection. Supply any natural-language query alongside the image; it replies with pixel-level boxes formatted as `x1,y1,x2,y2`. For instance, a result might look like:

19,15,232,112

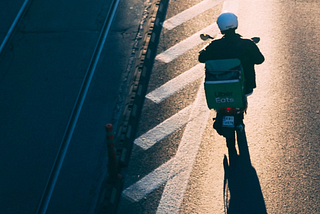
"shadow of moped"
223,127,267,214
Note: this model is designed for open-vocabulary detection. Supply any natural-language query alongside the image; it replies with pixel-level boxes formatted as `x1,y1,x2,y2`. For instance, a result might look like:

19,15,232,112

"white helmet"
217,12,238,32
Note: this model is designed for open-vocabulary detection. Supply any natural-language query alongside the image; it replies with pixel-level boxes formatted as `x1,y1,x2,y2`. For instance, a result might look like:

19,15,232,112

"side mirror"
251,37,260,44
200,34,214,41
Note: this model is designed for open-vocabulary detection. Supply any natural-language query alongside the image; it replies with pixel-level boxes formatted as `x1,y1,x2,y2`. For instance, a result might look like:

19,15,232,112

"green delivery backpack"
204,58,245,109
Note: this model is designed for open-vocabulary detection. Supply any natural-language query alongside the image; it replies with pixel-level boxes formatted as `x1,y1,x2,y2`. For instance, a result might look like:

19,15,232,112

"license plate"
222,116,234,127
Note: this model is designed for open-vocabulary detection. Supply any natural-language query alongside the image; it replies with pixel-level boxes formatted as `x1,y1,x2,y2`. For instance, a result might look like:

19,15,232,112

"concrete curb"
95,0,169,213
118,0,169,167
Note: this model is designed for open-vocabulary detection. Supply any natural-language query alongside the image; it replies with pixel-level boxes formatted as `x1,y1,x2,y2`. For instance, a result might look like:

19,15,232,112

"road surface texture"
0,0,151,213
118,0,320,213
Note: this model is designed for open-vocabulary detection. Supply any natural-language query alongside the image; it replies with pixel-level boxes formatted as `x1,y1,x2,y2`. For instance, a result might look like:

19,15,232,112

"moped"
200,33,260,158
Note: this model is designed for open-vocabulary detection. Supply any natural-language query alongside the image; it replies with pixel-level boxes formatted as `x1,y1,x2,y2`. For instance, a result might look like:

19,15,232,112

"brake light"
220,108,238,114
226,108,233,113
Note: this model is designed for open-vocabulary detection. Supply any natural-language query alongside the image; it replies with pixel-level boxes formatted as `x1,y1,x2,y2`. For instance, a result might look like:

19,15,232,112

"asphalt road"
118,0,320,213
0,0,146,213
0,0,24,44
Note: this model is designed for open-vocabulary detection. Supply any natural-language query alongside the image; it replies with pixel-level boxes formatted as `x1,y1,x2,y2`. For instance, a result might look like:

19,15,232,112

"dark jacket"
198,33,265,93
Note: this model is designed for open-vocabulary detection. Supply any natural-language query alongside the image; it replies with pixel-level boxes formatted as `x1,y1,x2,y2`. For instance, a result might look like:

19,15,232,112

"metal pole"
106,124,120,182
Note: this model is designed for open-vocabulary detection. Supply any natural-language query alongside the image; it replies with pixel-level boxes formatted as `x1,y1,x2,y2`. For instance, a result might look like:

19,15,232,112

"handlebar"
200,33,260,44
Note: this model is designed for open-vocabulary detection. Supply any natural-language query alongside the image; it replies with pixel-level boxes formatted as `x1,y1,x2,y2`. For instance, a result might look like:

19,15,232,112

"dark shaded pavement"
0,0,146,213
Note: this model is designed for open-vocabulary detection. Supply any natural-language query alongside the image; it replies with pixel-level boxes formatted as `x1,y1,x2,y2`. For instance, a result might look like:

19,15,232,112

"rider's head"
217,12,238,34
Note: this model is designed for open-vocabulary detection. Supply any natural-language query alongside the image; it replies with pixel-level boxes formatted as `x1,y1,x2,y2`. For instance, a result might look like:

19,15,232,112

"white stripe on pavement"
122,0,240,209
156,82,210,214
122,158,182,202
155,23,220,63
156,0,239,213
134,104,193,150
163,0,224,30
146,63,204,104
123,83,210,203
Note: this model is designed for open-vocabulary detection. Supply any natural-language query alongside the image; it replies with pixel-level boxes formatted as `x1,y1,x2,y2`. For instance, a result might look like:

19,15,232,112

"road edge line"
95,0,170,213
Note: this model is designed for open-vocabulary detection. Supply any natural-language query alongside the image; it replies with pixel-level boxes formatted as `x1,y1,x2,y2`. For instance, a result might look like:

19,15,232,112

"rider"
198,12,265,96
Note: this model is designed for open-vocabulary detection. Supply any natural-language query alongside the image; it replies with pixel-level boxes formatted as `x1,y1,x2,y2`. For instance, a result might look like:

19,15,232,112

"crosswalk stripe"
122,158,179,202
156,82,210,213
123,83,209,203
146,63,204,104
155,23,220,63
163,0,224,30
134,104,193,150
123,0,240,210
156,0,239,213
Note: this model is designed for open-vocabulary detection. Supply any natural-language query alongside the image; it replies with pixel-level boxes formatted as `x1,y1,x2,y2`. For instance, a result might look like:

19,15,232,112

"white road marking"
146,63,204,104
156,0,240,64
122,158,179,202
155,23,220,63
163,0,224,30
123,83,210,203
134,104,193,150
122,0,240,210
156,82,210,214
156,0,239,213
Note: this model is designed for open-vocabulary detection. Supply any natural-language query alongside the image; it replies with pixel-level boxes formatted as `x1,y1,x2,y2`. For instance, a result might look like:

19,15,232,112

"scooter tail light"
220,108,238,114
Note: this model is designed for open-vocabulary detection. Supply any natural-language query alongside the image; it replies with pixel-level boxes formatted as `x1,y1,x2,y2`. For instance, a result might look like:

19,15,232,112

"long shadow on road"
223,128,267,214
